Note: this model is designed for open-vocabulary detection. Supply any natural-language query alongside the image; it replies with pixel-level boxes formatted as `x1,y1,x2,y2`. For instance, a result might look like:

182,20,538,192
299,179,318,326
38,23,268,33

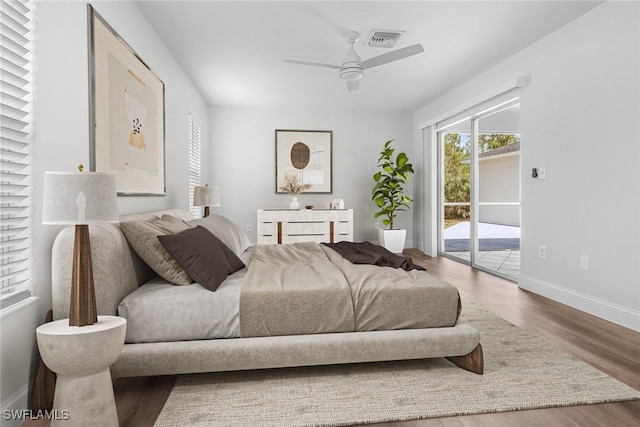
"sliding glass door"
439,125,471,264
472,104,521,279
438,99,521,281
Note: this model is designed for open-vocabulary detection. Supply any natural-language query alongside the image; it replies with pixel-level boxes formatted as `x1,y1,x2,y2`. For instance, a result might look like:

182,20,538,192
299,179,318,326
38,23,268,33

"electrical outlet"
538,245,547,260
538,166,547,179
246,224,251,232
375,222,381,229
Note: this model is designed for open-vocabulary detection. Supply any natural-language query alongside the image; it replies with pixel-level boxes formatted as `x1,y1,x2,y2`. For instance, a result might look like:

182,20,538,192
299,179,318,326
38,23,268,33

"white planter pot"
378,229,407,253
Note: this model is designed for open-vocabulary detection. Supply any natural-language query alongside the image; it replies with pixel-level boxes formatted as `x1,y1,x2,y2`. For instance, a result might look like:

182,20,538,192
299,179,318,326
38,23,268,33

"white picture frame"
88,5,165,196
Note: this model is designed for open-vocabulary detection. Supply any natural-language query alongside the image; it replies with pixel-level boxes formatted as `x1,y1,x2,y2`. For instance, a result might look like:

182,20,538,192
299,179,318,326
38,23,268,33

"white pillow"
187,214,251,257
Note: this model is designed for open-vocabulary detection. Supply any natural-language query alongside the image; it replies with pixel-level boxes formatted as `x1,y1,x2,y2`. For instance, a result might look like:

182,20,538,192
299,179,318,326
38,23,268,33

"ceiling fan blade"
346,80,359,91
360,44,424,69
283,59,342,70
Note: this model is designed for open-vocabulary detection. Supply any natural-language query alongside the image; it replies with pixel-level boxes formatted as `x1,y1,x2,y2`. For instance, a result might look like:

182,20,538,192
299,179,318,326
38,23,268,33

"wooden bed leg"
446,343,484,375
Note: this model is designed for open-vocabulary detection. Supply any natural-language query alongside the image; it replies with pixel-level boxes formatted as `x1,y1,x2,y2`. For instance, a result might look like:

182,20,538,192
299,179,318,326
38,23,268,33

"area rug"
154,303,640,427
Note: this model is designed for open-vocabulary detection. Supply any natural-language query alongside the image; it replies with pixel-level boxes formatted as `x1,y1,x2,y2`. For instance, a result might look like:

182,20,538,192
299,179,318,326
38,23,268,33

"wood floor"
23,251,640,427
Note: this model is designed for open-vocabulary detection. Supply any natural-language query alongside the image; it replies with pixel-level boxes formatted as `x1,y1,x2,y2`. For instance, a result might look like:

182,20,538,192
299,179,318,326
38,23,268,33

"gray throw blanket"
322,241,425,271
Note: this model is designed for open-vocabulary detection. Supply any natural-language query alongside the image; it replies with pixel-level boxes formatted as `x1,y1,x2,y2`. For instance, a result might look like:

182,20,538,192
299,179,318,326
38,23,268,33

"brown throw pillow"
158,226,245,291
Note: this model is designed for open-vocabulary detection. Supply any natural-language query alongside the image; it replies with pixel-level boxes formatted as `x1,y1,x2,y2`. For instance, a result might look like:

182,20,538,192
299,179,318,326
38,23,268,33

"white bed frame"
50,209,483,378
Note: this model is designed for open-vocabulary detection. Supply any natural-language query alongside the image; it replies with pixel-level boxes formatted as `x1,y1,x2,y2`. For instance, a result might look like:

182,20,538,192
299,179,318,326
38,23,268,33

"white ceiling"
135,1,601,112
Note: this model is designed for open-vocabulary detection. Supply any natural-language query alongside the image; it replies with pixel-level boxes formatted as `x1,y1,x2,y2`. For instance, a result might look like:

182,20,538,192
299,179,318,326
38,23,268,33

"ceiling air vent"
366,29,405,48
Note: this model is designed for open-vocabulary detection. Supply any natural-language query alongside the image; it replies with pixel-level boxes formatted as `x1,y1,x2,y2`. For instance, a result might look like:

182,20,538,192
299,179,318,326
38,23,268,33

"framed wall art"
88,5,166,195
275,129,332,194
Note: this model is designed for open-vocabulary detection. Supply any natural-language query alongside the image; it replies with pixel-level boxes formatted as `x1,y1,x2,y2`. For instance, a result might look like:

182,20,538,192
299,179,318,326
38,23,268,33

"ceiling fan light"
340,68,363,81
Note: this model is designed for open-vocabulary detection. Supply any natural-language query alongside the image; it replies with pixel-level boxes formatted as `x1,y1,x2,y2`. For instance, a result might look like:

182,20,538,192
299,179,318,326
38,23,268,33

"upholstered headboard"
51,209,193,320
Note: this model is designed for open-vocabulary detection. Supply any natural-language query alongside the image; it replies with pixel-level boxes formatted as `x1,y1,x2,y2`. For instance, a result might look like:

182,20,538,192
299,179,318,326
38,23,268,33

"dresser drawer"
258,209,305,222
284,221,327,235
257,221,277,235
305,209,352,222
333,221,353,235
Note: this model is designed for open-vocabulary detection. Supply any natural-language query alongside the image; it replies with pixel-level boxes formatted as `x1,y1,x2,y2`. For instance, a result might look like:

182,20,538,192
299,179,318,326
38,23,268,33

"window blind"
188,113,202,218
1,0,34,309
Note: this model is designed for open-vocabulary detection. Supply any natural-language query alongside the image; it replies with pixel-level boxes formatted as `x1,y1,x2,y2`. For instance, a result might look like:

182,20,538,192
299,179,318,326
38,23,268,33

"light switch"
580,255,590,271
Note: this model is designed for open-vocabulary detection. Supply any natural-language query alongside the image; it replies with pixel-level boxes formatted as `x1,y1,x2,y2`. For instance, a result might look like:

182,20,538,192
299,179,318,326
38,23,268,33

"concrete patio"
444,222,520,280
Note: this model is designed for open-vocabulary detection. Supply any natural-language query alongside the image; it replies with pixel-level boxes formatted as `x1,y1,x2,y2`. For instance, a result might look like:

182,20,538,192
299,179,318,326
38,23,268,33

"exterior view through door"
438,100,520,281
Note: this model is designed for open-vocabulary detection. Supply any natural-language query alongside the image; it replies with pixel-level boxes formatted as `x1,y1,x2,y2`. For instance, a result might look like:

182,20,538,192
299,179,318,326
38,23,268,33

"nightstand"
36,315,126,426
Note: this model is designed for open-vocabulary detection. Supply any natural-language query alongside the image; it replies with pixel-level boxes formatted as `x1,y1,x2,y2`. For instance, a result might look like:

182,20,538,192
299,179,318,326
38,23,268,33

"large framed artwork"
275,130,332,194
88,5,165,195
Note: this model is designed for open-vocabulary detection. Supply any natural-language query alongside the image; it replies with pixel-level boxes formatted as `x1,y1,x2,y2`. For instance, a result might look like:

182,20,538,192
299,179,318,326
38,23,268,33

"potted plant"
372,140,414,253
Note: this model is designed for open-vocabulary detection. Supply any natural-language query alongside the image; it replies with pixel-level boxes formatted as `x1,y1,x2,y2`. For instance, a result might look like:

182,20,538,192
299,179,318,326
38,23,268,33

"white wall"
209,106,413,244
0,1,208,423
479,155,520,226
0,301,40,427
414,2,640,331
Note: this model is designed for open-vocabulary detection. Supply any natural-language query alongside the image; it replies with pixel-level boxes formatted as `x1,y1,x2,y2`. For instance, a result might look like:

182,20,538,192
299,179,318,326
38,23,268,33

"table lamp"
193,184,220,217
42,167,118,326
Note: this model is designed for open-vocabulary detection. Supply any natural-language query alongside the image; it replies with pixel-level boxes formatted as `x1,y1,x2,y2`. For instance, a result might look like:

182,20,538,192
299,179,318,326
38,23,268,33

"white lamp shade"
42,172,118,225
193,186,220,207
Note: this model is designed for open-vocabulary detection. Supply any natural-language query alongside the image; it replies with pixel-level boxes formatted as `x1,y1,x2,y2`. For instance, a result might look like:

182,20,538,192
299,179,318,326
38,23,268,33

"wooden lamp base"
69,224,97,326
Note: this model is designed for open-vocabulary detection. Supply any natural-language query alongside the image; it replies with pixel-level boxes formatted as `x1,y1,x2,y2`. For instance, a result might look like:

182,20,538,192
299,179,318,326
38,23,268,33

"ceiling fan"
284,31,424,92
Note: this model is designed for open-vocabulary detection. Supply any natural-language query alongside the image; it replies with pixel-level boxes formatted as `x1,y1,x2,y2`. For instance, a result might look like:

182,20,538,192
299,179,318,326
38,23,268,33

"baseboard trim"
1,385,29,427
410,240,424,252
519,274,640,332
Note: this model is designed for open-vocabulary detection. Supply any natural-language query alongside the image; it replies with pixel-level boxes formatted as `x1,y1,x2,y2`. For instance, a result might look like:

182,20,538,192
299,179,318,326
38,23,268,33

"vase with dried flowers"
279,174,312,209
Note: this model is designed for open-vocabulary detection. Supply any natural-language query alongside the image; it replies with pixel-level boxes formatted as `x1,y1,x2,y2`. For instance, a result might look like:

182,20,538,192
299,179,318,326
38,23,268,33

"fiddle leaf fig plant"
372,140,414,229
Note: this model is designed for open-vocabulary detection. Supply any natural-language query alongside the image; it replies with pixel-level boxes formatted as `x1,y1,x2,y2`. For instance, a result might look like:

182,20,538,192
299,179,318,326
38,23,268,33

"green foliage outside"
443,133,519,221
372,140,414,230
443,133,470,219
477,134,519,153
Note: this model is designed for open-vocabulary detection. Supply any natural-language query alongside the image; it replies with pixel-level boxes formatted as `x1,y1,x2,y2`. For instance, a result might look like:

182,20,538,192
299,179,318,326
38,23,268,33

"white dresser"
257,209,353,244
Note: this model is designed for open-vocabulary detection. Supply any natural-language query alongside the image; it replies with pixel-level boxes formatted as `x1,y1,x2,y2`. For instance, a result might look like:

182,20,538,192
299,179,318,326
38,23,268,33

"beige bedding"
322,245,461,331
239,243,355,337
239,243,460,338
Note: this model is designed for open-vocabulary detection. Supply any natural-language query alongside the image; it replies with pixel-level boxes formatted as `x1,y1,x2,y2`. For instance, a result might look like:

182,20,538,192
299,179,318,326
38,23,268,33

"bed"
51,209,483,377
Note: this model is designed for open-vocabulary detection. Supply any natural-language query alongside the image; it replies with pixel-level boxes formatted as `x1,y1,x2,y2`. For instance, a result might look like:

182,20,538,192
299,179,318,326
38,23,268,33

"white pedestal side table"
36,315,126,427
